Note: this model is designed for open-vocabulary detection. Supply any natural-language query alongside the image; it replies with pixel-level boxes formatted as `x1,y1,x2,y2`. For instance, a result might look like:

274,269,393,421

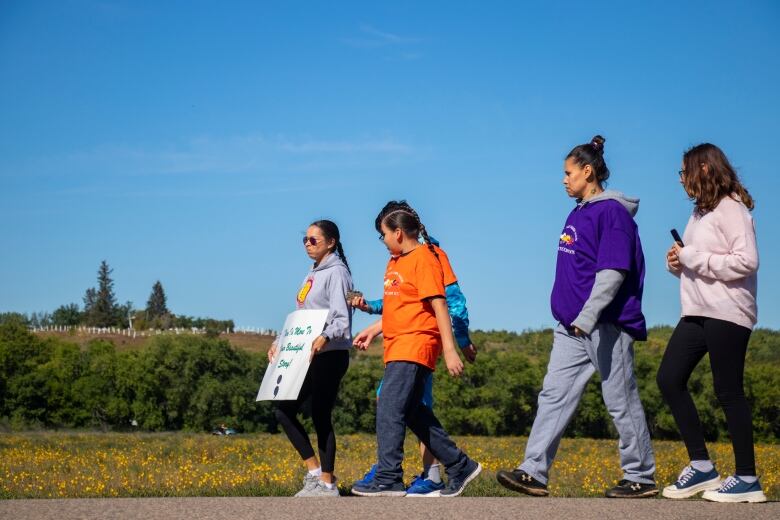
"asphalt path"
1,497,777,520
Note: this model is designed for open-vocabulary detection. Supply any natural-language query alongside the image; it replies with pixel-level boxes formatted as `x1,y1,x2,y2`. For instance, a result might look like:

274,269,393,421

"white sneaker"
296,475,340,497
701,476,767,503
293,473,319,497
662,465,721,499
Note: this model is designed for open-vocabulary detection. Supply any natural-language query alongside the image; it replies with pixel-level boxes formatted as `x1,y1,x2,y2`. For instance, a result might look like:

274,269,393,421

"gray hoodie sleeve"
571,269,626,334
321,266,353,342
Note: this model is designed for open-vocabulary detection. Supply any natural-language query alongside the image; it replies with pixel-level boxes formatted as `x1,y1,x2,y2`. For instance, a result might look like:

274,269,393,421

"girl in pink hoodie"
657,143,765,503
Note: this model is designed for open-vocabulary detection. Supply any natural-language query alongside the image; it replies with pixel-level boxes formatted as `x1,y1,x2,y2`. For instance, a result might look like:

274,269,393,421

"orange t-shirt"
382,245,446,371
433,245,458,287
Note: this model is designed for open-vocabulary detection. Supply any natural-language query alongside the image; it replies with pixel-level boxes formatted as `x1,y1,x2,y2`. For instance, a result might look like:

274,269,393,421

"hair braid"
404,205,438,258
335,242,351,273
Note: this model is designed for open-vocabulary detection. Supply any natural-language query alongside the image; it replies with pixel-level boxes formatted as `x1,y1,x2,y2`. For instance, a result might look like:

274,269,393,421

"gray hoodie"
579,189,640,217
295,252,353,352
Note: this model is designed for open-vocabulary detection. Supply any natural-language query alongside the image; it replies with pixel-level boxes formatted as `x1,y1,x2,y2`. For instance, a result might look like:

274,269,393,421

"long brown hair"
682,143,754,215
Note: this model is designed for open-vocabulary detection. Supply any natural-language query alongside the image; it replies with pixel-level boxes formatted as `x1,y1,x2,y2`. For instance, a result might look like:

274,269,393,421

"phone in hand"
671,228,684,247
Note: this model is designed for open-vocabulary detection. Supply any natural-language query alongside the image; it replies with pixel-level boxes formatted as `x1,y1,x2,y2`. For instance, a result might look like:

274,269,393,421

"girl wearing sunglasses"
496,135,657,498
268,219,353,497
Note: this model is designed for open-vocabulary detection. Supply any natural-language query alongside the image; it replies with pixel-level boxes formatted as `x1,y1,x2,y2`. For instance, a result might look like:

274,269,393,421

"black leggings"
274,349,349,473
656,316,755,475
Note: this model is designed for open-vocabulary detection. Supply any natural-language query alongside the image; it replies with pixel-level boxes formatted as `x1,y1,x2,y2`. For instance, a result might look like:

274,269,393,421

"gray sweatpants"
519,323,656,484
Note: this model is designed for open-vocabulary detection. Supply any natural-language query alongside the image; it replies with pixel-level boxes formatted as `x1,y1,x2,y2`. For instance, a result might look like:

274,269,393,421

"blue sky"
1,0,779,333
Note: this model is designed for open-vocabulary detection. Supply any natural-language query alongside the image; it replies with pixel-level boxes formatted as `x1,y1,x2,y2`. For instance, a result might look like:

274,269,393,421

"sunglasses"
678,169,686,178
302,236,321,246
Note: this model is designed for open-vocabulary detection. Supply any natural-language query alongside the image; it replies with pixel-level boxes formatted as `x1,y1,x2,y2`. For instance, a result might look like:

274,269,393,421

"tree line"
1,319,778,442
3,260,233,333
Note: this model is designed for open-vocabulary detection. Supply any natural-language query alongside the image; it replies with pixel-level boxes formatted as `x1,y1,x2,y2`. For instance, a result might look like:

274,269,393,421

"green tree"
145,281,169,320
52,303,82,327
83,261,119,327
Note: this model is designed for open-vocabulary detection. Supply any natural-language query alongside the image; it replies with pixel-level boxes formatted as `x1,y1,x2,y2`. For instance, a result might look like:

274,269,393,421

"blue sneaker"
353,464,377,488
702,476,767,503
351,480,407,497
662,465,721,499
406,473,445,497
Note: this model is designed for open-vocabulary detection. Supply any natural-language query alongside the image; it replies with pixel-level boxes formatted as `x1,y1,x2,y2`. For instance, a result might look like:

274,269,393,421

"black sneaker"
496,468,549,497
605,479,659,498
440,460,482,497
351,480,407,497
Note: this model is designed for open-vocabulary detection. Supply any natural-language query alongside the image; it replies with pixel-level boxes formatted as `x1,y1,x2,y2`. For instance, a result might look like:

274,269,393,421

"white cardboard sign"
256,309,329,401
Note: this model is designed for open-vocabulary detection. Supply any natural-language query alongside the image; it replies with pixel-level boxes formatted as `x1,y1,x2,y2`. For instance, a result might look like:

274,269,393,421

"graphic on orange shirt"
297,277,313,305
383,271,402,296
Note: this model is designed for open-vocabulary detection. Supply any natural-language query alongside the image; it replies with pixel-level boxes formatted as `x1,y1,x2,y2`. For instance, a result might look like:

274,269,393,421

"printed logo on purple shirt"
559,225,577,255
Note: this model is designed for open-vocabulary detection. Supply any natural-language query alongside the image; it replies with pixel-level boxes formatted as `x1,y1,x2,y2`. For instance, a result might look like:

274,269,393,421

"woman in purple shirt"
496,135,657,498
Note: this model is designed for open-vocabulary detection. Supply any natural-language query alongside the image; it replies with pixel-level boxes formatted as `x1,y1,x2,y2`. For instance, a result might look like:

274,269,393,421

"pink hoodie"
668,195,759,330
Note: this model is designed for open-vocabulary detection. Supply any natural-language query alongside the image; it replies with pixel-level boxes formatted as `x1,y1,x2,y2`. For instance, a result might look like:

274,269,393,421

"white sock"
320,480,336,489
308,467,322,477
737,475,758,484
690,460,714,472
425,464,442,483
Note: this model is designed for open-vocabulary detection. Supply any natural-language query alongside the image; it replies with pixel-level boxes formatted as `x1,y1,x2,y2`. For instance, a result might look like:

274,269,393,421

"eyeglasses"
678,169,686,178
378,233,385,241
302,236,320,246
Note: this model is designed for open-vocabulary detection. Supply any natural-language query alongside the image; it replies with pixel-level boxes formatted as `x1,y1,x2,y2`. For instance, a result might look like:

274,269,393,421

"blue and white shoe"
662,465,721,499
353,464,377,488
405,473,445,497
702,476,767,503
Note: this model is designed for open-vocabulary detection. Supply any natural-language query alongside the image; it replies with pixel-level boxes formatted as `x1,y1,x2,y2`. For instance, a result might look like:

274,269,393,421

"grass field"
1,432,777,499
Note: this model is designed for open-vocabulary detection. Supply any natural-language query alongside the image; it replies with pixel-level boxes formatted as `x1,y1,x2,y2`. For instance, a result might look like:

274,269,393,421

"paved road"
1,497,777,520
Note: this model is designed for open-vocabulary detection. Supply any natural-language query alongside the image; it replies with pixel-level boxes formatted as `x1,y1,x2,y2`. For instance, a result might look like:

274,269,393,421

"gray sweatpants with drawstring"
519,323,656,484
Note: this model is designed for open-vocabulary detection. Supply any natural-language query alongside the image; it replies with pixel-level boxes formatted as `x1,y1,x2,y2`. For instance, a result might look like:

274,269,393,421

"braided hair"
311,219,351,273
374,200,438,258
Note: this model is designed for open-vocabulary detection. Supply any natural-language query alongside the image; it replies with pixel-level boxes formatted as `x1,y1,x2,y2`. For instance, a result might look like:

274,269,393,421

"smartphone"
670,229,684,246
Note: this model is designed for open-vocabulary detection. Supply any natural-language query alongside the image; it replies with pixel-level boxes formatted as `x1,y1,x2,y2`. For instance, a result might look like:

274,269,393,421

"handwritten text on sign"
255,309,328,401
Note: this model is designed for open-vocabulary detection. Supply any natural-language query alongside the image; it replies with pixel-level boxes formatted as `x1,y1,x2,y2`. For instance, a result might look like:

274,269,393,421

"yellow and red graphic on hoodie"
297,276,314,306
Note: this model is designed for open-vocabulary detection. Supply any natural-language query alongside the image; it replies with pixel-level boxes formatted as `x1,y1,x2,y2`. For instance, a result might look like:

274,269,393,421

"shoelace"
676,466,696,486
719,476,739,492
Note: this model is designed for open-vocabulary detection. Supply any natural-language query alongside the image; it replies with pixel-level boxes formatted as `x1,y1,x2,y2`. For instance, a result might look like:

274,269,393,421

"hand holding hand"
349,296,370,312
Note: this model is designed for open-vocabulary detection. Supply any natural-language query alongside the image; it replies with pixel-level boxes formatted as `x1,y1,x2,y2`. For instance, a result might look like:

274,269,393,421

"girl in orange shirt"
350,201,482,497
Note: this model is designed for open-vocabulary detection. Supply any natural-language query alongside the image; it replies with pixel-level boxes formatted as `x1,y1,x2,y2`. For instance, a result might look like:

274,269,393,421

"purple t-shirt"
550,199,647,340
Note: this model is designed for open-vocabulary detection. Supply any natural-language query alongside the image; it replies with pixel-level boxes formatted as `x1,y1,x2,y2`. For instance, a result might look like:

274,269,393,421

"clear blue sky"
2,0,779,333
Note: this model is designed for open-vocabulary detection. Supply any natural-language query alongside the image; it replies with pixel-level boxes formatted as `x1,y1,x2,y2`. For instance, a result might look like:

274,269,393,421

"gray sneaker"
294,473,319,497
296,476,340,497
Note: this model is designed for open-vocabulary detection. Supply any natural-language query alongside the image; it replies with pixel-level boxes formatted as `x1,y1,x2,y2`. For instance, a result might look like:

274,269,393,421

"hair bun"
590,135,606,152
